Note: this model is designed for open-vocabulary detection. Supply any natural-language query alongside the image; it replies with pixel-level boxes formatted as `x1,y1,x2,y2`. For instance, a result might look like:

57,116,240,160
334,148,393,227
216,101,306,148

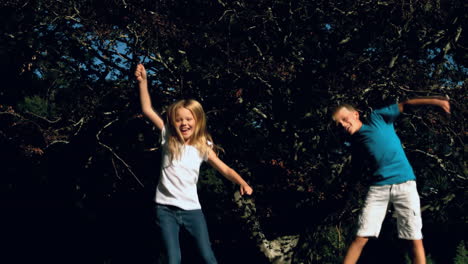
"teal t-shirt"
352,104,415,186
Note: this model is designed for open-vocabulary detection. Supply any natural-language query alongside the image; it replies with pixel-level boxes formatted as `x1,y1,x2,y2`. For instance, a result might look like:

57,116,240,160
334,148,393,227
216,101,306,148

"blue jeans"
155,204,218,264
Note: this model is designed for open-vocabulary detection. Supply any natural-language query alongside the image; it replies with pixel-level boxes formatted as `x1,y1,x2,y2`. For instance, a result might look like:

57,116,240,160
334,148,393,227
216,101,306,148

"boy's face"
333,107,362,135
175,107,196,142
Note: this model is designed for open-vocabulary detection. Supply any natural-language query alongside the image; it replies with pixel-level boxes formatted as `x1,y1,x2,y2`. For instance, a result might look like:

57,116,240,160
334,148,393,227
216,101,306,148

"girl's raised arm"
135,64,165,131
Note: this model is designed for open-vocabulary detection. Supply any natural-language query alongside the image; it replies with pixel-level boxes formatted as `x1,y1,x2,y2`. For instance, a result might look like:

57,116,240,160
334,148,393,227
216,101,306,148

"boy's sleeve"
372,103,400,124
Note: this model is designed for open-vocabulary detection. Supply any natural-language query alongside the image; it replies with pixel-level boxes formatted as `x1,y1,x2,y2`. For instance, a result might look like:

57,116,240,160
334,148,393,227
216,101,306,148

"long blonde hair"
165,99,220,162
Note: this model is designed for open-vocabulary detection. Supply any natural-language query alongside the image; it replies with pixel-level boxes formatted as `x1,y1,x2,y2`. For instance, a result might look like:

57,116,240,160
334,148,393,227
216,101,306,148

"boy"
332,97,450,264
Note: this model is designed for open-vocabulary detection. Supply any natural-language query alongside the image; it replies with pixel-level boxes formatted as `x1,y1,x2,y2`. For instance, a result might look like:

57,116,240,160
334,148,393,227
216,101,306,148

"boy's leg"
392,180,425,264
344,185,390,263
182,209,218,264
343,236,369,264
156,205,182,264
410,239,426,264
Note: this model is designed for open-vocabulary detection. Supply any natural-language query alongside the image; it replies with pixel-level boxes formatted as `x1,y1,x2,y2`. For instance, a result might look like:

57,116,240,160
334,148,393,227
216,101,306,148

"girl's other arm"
398,97,450,114
207,150,253,196
135,64,165,131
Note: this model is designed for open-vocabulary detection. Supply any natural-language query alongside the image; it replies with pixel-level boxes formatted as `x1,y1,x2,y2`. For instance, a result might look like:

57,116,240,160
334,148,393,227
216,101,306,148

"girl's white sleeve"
161,125,167,145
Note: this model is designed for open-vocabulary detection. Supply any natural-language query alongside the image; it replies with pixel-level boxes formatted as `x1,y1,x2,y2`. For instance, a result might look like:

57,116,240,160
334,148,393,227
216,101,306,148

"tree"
1,0,466,263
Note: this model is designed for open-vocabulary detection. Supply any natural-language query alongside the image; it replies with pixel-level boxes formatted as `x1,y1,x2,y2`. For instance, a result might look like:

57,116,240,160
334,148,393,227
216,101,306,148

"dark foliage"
0,0,466,263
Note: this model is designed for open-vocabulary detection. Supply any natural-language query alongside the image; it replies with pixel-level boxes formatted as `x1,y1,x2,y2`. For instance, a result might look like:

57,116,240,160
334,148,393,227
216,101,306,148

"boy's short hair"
332,104,358,121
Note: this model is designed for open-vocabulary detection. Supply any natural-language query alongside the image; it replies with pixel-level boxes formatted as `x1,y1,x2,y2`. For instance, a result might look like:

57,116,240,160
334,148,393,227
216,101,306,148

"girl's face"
174,107,196,143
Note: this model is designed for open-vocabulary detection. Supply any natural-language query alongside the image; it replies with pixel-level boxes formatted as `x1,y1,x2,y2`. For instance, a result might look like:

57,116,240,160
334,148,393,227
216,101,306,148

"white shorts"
356,180,423,240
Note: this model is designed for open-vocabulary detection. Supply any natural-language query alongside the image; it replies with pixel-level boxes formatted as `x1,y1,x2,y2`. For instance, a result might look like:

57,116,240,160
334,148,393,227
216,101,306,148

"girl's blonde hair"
165,99,220,162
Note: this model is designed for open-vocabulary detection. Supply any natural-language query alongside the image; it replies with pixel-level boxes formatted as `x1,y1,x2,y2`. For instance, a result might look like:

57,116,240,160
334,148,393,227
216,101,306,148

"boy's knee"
410,239,424,248
353,236,369,247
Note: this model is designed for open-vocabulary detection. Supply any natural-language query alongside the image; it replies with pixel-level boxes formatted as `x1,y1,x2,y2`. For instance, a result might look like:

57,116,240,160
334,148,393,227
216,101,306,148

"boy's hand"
438,99,450,114
240,184,253,196
134,64,147,82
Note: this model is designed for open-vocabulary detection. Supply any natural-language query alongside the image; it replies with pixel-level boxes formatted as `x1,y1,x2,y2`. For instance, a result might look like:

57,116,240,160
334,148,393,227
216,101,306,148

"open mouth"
180,127,191,134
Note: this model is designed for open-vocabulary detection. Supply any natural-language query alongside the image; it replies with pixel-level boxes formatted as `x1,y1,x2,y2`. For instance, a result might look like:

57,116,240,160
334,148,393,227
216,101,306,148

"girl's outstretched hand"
135,64,147,82
240,184,253,196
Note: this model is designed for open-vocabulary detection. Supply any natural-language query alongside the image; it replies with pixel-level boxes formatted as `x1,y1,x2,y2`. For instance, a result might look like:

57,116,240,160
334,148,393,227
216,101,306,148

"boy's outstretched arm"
398,97,451,114
135,64,165,131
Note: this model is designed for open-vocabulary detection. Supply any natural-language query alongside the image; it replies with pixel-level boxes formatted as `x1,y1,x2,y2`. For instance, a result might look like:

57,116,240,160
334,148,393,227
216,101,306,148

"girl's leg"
182,209,218,264
156,205,182,264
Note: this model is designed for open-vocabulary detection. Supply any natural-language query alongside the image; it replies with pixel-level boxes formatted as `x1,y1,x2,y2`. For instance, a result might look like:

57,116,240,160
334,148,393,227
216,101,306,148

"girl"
135,64,253,264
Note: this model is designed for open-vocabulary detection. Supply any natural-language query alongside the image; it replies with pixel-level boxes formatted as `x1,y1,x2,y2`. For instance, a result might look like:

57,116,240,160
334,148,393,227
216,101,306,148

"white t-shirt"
154,126,209,210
